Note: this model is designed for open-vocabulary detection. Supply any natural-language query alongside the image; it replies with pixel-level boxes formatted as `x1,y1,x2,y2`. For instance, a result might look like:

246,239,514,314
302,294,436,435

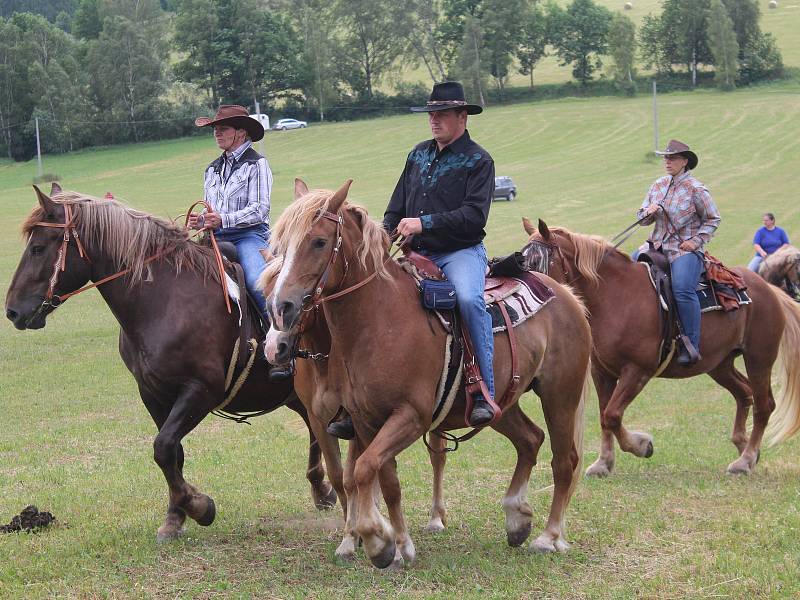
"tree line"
0,0,784,161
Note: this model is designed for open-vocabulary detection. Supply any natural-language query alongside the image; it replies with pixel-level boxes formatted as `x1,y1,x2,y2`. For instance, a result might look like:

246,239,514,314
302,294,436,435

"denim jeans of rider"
671,251,703,351
426,243,495,398
214,224,270,319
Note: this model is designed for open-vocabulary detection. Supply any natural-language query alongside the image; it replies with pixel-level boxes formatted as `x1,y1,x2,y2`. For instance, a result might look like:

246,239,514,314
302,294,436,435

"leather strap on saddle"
401,246,446,280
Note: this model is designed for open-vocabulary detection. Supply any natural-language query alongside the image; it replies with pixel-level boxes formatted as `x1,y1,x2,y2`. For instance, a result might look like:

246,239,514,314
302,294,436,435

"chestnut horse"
757,245,800,300
5,185,338,541
261,181,592,568
522,219,800,477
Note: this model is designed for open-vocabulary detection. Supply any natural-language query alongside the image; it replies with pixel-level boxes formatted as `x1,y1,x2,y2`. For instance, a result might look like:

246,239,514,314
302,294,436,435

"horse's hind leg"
708,355,754,455
285,397,338,510
491,403,545,548
529,376,584,553
425,433,448,533
600,365,653,461
142,385,218,542
727,363,775,475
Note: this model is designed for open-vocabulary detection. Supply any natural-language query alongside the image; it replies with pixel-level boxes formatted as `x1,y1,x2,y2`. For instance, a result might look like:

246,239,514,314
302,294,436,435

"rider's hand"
680,239,698,252
202,211,222,230
187,213,202,230
397,217,423,237
645,204,660,216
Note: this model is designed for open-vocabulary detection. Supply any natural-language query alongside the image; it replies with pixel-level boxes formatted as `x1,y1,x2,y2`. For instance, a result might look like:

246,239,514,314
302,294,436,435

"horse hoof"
644,441,654,459
370,541,397,569
195,497,216,526
315,485,338,511
424,517,445,533
156,527,185,543
529,536,556,554
507,523,532,547
585,461,612,478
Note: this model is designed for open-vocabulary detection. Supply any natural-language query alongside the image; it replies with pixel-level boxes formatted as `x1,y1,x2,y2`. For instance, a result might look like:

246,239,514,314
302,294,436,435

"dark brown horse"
261,181,592,568
522,218,800,477
5,185,337,541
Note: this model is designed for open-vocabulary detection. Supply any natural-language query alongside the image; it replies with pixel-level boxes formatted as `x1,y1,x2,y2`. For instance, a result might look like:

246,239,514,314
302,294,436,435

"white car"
272,118,307,131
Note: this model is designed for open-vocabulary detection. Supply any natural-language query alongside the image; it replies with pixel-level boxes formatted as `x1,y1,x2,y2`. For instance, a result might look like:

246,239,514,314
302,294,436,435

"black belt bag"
420,279,457,311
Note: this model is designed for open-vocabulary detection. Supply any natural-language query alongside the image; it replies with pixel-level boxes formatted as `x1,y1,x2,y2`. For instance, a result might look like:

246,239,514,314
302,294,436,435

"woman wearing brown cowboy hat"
190,104,273,322
637,139,721,366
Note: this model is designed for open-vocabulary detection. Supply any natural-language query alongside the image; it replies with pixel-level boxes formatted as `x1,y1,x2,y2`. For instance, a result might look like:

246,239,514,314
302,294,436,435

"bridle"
522,236,574,284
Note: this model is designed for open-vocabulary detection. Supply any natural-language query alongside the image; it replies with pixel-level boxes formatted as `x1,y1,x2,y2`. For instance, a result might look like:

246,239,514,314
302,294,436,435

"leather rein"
28,200,230,318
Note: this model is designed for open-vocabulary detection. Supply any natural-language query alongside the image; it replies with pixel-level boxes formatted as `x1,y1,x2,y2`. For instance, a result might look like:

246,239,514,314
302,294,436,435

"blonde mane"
761,245,800,279
549,227,628,287
22,190,218,284
263,188,390,284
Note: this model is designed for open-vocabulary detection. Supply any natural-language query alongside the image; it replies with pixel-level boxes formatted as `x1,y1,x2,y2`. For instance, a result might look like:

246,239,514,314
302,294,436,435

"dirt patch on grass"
0,505,56,533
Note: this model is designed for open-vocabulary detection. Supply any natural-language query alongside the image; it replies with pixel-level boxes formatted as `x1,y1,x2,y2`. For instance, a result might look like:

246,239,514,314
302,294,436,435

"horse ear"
329,179,353,213
538,219,552,241
294,178,309,201
33,185,57,214
50,182,62,196
522,217,536,236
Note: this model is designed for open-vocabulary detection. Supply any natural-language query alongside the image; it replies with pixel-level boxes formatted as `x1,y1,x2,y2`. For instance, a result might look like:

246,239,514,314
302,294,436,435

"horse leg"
602,366,653,460
585,366,618,478
708,356,754,455
529,377,584,553
354,407,424,569
425,433,448,533
335,438,361,562
285,397,338,510
727,364,775,475
144,387,218,542
490,403,545,548
378,458,416,568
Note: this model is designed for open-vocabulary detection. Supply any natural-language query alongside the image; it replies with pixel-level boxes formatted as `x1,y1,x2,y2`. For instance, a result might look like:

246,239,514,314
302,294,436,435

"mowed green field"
2,81,800,598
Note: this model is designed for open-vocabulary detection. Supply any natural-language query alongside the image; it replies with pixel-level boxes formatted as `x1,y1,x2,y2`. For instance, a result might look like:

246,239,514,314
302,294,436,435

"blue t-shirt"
753,226,789,255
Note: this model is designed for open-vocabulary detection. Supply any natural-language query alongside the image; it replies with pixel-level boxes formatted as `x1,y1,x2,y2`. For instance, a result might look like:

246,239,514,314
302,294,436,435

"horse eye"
30,245,45,255
312,238,327,249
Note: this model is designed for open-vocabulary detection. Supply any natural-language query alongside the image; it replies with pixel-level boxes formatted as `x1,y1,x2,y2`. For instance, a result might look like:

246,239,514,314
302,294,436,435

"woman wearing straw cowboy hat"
190,104,273,325
637,139,721,366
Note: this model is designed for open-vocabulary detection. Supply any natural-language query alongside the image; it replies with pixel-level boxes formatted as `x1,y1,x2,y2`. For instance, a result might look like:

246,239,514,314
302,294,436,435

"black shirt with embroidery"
384,130,495,253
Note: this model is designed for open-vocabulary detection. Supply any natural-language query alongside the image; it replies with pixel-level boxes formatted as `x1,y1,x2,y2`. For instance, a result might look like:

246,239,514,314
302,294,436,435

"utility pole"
652,81,659,153
254,99,265,155
35,117,43,177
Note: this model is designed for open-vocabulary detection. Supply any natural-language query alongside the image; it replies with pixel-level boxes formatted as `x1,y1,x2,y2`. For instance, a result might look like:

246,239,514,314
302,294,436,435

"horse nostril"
6,308,18,322
278,300,297,322
276,341,288,357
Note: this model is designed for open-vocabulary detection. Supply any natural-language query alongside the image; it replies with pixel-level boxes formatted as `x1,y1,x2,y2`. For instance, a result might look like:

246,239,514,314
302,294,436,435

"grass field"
2,80,800,598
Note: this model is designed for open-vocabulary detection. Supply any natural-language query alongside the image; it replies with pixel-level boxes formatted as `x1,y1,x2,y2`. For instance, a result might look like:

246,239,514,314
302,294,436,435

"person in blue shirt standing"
748,213,790,271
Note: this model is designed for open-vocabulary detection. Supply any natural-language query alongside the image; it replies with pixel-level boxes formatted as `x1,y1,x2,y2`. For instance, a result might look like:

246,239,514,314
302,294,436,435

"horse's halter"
30,202,90,309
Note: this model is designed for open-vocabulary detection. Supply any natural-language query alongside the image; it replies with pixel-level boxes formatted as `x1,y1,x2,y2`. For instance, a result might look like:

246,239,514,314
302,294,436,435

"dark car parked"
493,176,517,201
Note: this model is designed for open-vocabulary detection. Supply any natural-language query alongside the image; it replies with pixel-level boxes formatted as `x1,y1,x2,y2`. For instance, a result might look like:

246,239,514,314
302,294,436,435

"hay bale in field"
768,0,777,7
624,1,633,8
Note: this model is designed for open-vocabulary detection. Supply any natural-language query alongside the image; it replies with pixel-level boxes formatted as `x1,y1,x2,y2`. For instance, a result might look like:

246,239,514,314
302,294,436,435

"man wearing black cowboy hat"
190,104,273,325
637,139,721,366
325,82,498,440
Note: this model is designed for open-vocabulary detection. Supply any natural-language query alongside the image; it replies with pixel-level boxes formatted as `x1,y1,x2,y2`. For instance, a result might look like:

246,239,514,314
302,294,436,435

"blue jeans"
426,243,495,399
747,254,764,272
215,224,270,319
671,252,703,351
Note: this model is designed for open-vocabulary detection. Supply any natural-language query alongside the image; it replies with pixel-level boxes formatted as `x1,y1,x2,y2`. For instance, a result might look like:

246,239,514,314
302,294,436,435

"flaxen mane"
760,245,800,283
550,227,629,287
264,188,390,283
22,190,218,284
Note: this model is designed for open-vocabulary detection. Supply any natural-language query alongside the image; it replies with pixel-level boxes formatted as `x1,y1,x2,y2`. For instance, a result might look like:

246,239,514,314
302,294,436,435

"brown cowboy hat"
195,104,264,142
410,81,483,115
655,139,698,170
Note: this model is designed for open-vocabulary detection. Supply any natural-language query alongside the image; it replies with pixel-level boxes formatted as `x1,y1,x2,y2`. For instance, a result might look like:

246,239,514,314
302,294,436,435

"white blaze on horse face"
263,326,280,363
271,245,296,330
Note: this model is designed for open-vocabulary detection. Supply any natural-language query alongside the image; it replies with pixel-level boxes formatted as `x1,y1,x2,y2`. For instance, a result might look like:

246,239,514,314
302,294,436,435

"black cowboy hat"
195,104,264,142
411,81,483,115
655,139,698,170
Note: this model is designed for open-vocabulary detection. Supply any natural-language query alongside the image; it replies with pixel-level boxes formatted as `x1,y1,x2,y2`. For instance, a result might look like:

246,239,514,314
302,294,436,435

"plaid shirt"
637,171,720,261
203,141,272,230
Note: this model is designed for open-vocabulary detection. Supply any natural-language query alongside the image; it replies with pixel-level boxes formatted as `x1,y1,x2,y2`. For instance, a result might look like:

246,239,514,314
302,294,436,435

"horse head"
6,184,93,330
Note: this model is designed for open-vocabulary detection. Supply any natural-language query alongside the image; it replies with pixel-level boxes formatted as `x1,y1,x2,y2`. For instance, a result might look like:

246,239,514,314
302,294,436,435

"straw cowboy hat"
195,104,264,142
410,81,483,115
655,139,699,170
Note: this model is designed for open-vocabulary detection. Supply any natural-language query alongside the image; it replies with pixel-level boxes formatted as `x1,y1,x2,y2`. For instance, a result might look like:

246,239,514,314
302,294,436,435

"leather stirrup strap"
496,300,520,408
462,329,502,427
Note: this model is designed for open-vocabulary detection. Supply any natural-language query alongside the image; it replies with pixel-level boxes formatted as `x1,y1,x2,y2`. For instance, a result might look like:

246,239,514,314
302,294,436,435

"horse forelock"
270,188,390,280
21,190,218,285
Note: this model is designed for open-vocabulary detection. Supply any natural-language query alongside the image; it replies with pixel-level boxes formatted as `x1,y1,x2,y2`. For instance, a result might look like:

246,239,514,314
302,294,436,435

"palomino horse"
522,219,800,477
261,181,592,568
5,185,338,541
757,245,800,300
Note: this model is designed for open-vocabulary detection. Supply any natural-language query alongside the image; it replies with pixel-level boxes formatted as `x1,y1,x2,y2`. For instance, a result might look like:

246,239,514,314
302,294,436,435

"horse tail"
765,286,800,446
568,362,590,499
